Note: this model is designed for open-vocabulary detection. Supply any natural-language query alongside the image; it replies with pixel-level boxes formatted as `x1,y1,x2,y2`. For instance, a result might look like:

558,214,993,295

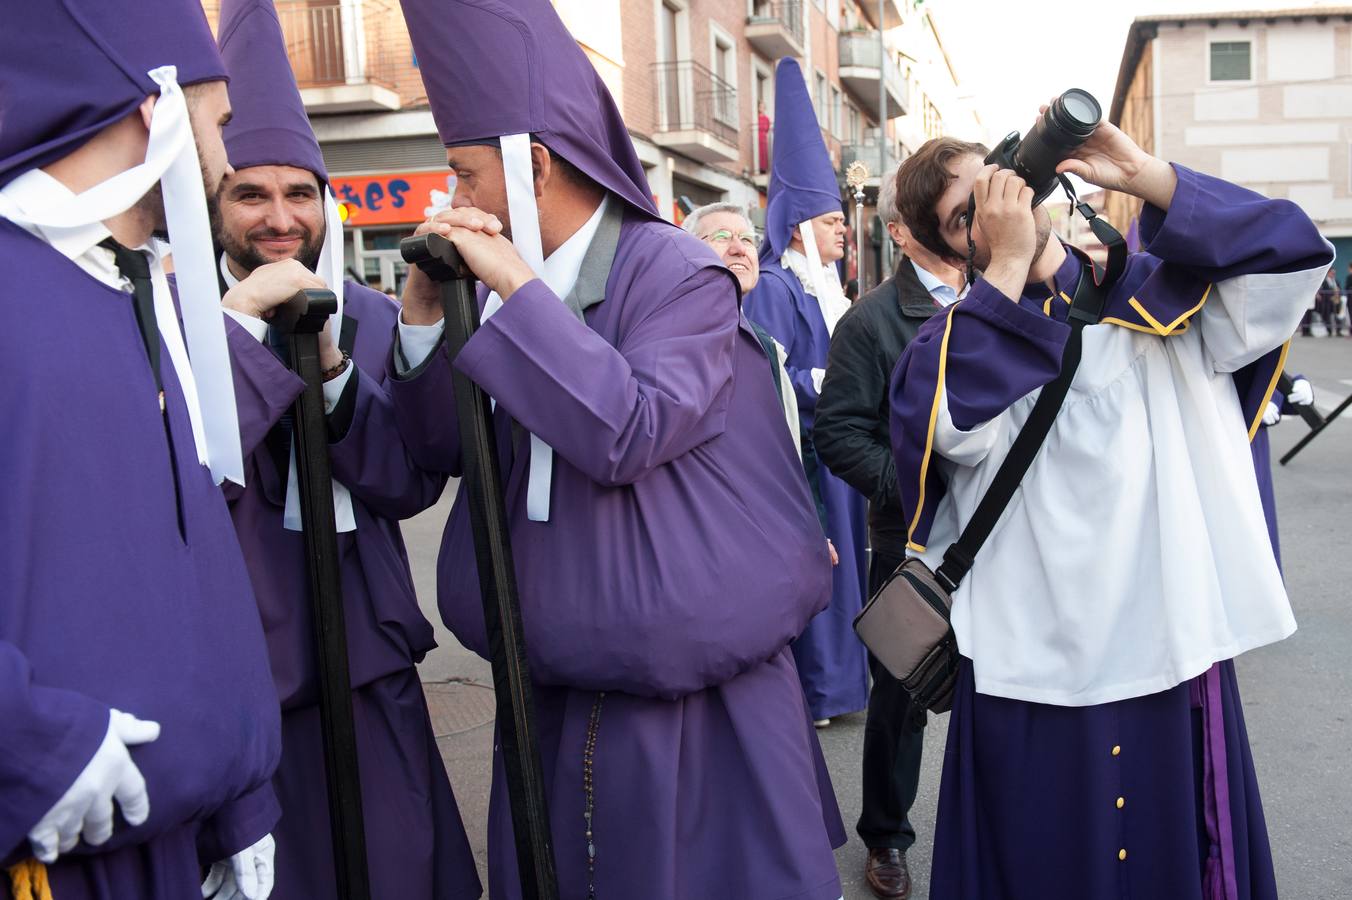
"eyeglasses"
702,229,758,249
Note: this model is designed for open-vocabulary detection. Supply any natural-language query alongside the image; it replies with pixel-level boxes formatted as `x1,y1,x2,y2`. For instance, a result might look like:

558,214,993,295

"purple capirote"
0,0,225,187
215,0,329,185
758,56,843,268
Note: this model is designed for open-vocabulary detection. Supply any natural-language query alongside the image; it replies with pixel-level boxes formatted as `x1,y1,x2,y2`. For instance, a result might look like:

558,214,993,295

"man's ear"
531,143,551,200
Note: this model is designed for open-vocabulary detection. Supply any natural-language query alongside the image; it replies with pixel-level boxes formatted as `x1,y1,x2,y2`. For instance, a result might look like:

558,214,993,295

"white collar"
219,252,241,289
911,259,967,304
539,194,608,301
0,168,135,291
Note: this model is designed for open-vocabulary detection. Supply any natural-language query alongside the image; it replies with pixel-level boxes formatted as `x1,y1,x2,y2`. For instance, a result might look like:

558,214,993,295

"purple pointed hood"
396,0,658,220
760,58,841,267
216,0,328,186
0,0,226,187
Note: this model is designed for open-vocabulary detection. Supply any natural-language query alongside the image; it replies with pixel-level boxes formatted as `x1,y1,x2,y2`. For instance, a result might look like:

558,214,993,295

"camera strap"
934,253,1108,594
1057,173,1128,289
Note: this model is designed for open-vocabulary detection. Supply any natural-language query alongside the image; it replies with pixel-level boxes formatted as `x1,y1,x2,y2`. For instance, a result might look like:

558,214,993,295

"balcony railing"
838,31,910,118
653,60,739,152
746,1,804,58
203,0,403,111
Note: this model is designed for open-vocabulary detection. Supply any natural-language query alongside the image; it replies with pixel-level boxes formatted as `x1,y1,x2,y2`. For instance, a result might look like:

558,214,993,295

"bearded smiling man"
204,2,482,898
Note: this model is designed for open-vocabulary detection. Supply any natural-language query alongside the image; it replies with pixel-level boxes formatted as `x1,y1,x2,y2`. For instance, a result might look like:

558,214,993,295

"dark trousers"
856,546,926,852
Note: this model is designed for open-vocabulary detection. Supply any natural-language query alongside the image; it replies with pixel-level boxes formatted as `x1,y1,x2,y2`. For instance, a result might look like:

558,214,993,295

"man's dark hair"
894,137,989,263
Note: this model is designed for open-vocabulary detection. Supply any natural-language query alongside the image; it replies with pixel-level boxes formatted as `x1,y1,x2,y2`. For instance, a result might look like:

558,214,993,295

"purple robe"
222,280,481,900
743,265,870,720
888,166,1331,898
0,222,280,898
388,206,846,900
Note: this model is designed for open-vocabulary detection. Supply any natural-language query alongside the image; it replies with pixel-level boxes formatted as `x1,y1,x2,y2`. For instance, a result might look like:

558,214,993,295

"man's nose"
451,186,474,209
262,199,295,232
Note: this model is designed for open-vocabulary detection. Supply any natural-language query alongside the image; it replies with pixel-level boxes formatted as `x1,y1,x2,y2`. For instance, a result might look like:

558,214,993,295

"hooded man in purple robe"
888,120,1332,899
208,2,482,898
742,58,870,728
0,2,285,898
385,1,847,897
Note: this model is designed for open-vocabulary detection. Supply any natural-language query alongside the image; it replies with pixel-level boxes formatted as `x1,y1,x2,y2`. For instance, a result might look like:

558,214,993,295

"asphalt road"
407,332,1352,899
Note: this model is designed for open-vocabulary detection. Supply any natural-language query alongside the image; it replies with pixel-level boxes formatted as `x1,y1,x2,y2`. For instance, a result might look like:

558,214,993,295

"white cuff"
224,308,269,343
396,312,445,375
322,362,355,414
811,367,826,394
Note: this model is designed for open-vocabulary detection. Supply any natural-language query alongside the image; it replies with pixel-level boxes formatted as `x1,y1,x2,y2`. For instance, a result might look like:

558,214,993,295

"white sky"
926,0,1346,142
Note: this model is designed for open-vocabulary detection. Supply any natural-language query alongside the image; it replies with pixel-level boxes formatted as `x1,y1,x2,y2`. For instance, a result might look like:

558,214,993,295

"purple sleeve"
224,319,303,502
454,269,735,487
195,780,281,863
327,366,447,520
888,282,1066,550
384,339,463,478
743,274,819,412
0,643,108,856
1140,164,1332,279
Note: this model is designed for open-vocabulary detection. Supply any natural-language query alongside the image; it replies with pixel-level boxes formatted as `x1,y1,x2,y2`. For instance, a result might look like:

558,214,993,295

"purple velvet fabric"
890,164,1332,551
744,265,869,719
217,0,329,184
759,58,843,267
270,668,480,900
222,282,479,899
396,0,657,220
0,221,280,892
0,0,225,187
386,211,845,897
930,657,1277,900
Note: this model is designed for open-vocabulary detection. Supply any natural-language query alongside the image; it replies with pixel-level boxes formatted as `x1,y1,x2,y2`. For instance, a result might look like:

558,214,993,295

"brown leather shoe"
864,848,912,899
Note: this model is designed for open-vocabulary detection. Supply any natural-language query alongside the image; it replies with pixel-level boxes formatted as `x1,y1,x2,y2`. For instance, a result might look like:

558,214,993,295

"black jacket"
814,257,943,557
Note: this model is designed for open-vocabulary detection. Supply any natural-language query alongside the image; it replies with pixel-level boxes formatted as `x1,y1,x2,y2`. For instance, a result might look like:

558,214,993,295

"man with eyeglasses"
685,202,839,567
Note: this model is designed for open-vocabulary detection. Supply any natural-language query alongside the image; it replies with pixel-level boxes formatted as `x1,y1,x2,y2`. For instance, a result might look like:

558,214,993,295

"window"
1209,41,1251,81
815,71,828,128
711,30,736,126
830,86,842,136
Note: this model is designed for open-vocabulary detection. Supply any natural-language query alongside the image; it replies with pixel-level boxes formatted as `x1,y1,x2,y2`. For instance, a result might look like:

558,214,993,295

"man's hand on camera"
974,165,1036,302
401,208,537,326
222,259,326,321
1048,105,1178,211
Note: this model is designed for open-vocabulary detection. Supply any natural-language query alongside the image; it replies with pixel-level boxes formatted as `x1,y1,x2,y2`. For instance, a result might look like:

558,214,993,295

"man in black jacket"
814,167,965,899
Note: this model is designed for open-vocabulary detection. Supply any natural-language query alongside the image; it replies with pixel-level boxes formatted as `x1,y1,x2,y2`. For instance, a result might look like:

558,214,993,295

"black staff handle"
276,288,372,900
399,235,560,900
1276,372,1324,431
1281,389,1352,466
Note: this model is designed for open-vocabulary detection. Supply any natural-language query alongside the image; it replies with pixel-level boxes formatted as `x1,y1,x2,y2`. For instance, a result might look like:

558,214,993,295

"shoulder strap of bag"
933,255,1112,593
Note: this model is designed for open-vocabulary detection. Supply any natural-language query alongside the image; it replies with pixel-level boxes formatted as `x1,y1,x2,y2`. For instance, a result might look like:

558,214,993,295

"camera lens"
1012,88,1102,206
1051,89,1101,137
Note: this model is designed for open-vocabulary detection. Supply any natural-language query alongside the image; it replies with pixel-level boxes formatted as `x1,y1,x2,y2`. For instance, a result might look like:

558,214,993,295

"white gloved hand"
27,709,159,863
202,834,275,900
1288,377,1314,407
1262,401,1282,427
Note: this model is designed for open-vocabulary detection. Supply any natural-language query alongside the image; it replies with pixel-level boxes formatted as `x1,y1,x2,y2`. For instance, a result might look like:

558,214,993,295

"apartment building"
204,0,968,292
1106,7,1352,275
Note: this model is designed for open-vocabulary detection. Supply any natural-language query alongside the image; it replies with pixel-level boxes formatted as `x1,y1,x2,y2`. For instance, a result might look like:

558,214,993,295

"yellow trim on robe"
1248,340,1292,442
907,540,928,553
8,860,53,900
1128,283,1212,336
906,311,956,545
1099,316,1193,336
1043,296,1053,316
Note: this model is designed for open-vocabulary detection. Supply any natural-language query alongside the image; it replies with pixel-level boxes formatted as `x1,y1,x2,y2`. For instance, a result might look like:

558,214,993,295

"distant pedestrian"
1316,267,1340,335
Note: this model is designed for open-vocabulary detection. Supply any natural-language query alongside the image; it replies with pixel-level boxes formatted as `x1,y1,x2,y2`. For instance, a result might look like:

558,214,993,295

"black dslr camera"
986,88,1101,207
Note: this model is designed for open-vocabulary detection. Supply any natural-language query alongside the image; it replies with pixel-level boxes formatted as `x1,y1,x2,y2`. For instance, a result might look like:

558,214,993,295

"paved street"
407,333,1352,899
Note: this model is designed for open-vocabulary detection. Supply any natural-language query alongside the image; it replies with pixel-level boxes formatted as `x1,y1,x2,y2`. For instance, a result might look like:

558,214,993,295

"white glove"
202,833,275,900
1288,377,1314,407
27,709,159,863
1262,401,1282,427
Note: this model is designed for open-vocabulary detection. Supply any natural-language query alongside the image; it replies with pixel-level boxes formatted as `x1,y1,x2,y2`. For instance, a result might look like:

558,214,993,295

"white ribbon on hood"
282,186,356,532
481,132,555,522
0,66,243,485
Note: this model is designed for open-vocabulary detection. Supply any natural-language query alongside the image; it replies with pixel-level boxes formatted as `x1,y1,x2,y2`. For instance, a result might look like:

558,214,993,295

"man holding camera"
889,111,1331,897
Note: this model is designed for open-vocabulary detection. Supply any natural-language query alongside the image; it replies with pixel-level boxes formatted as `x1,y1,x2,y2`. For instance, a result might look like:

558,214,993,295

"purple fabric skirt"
270,667,481,900
2,825,201,900
930,657,1278,900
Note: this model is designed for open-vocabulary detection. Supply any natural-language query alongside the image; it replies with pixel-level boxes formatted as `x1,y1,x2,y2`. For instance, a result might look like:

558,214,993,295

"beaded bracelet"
321,351,351,383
